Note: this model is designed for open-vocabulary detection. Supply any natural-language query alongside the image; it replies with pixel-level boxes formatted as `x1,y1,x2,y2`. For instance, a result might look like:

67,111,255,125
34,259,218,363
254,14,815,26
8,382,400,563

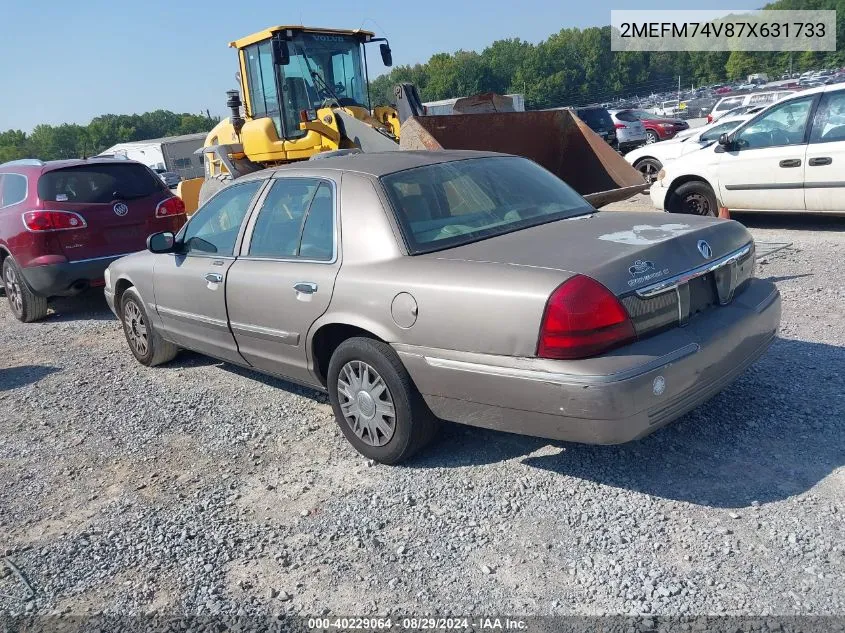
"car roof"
0,157,148,176
249,150,512,179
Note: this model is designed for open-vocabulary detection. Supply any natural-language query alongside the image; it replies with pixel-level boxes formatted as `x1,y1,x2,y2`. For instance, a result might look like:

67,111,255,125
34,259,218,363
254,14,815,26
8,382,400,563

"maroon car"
623,109,690,144
0,158,186,322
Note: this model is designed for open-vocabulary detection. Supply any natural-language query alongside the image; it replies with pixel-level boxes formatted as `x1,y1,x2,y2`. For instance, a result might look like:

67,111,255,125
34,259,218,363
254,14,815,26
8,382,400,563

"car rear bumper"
20,254,132,297
396,278,780,444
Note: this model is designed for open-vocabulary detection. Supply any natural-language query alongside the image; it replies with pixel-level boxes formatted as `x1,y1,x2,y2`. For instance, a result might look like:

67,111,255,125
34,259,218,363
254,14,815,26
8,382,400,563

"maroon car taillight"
155,196,186,218
614,123,627,129
22,210,87,232
537,275,636,360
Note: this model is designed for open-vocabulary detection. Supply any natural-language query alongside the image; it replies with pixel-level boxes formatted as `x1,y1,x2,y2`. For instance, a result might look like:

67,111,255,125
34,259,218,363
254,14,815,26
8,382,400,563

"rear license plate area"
688,273,717,317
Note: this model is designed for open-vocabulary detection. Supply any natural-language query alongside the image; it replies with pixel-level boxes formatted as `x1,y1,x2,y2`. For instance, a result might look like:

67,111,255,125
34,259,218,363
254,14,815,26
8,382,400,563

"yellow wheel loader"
180,25,645,213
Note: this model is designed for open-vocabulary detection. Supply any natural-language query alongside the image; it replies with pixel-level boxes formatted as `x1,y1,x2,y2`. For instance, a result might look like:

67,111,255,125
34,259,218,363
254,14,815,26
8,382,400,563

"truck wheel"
645,130,660,144
634,158,662,184
121,287,178,367
327,337,439,464
197,175,232,207
3,257,48,323
669,181,718,217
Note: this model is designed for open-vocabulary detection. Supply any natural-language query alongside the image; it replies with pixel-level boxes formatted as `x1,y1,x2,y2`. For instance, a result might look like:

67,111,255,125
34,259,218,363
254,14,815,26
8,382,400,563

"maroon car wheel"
2,257,48,323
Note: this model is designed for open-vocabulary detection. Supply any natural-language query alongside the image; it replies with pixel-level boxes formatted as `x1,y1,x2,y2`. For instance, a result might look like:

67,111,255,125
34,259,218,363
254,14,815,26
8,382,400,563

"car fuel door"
226,177,340,384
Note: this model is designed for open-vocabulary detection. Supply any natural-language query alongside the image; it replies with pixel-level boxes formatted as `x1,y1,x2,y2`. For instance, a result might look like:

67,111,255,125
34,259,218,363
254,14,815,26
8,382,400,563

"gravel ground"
1,200,843,624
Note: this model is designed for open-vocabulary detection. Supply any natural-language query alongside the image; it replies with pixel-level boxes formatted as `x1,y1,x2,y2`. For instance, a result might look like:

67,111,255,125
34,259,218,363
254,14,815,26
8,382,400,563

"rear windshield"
615,110,639,122
575,108,613,129
38,163,164,203
381,156,592,255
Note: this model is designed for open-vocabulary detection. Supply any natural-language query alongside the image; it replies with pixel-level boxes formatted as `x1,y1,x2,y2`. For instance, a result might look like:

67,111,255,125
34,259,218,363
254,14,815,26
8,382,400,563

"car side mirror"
272,38,290,66
380,42,393,67
148,231,176,254
718,132,731,146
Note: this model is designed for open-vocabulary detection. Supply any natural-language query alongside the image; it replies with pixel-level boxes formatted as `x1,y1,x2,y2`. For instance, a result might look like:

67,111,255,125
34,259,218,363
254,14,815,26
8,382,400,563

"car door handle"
205,273,223,283
779,159,802,168
809,157,832,166
294,282,318,294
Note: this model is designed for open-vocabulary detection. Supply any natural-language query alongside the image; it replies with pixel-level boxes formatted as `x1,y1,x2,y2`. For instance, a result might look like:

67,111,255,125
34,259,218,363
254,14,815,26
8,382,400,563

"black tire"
327,337,438,464
633,157,663,184
2,256,48,323
197,174,232,207
645,130,660,144
668,181,718,217
120,287,178,367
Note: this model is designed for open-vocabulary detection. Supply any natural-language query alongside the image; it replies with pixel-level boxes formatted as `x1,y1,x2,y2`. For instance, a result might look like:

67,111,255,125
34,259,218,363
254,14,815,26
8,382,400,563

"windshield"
281,33,367,133
630,110,656,119
575,108,613,130
381,157,593,255
244,33,367,141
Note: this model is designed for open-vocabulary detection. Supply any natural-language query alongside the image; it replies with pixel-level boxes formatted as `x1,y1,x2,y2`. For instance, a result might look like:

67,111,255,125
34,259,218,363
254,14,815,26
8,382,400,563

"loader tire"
197,175,233,207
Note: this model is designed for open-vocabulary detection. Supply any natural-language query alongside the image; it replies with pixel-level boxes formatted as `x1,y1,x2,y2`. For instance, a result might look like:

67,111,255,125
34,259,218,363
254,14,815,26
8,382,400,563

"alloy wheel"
337,360,396,447
4,265,23,316
123,300,149,357
638,162,660,184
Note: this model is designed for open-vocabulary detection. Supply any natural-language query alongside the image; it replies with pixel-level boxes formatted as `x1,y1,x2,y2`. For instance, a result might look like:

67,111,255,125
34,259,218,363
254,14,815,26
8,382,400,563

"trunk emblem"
629,260,654,276
653,376,666,396
113,202,129,217
697,240,713,259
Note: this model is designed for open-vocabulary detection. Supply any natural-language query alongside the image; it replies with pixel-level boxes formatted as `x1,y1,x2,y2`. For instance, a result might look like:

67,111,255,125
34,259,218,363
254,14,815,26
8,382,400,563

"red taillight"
155,196,186,218
706,114,713,123
614,123,627,129
537,275,636,360
22,210,87,232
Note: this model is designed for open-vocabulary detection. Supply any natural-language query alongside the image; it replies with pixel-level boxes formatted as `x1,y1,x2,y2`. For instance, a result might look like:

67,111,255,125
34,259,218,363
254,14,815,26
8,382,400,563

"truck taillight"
155,196,186,218
22,210,87,232
537,275,635,360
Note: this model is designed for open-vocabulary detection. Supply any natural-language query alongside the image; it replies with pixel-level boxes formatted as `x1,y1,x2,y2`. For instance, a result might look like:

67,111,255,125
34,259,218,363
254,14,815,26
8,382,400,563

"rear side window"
1,174,28,207
38,163,164,204
810,90,845,143
248,178,335,261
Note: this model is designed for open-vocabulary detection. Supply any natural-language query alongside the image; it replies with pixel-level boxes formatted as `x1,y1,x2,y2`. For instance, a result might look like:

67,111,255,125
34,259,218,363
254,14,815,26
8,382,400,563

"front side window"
382,157,592,254
1,174,27,207
247,178,333,259
181,181,263,256
735,96,815,150
809,91,845,143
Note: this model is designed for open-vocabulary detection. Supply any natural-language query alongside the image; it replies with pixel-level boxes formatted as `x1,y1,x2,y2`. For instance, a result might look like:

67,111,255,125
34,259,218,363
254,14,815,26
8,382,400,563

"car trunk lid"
427,212,749,295
37,162,170,262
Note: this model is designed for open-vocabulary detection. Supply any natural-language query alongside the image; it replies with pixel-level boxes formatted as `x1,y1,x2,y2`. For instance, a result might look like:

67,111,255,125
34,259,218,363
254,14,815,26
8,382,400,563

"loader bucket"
399,110,648,207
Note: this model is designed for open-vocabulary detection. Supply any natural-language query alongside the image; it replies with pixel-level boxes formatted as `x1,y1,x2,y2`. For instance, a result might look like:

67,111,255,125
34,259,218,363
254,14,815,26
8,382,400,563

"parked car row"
651,83,845,216
2,150,781,464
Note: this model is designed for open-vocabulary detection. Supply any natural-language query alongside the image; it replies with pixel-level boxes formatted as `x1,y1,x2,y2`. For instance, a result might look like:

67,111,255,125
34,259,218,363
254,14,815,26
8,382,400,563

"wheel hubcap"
337,360,396,447
646,133,657,144
4,266,23,315
123,301,149,356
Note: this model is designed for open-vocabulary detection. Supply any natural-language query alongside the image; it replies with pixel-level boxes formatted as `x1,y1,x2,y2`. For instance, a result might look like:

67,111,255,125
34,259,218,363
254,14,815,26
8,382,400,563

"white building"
99,133,207,179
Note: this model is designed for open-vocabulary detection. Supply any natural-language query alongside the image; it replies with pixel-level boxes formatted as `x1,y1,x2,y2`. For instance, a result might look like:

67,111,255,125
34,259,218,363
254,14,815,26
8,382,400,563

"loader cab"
234,26,391,142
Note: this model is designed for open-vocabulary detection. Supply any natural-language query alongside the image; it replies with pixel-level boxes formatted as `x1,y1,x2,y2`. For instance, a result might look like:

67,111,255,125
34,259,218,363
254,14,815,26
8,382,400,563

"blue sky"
0,0,762,131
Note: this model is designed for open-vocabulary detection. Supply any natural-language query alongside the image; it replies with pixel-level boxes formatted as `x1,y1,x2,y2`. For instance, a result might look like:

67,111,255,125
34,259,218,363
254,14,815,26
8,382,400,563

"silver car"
105,151,781,464
608,110,648,152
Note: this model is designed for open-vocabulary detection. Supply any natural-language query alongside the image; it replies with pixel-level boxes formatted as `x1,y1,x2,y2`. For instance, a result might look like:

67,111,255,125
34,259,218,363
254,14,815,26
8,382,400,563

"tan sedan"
105,151,780,463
